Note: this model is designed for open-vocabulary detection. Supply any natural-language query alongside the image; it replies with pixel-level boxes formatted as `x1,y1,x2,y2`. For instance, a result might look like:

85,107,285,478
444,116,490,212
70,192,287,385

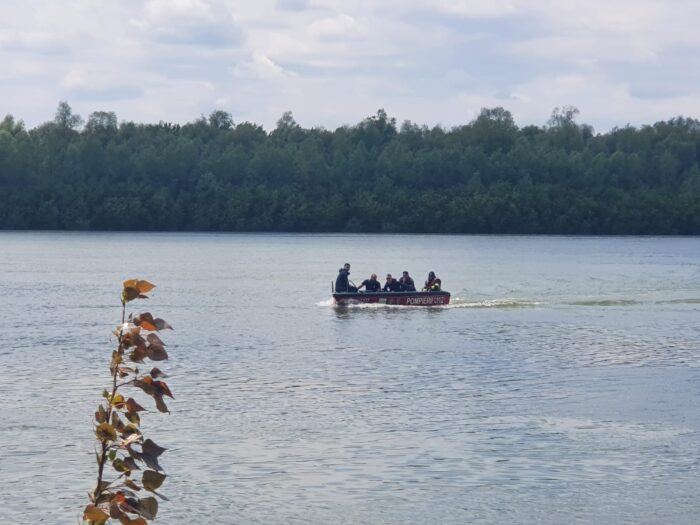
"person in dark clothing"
383,273,403,292
335,263,357,292
358,273,381,292
399,271,416,291
423,271,442,291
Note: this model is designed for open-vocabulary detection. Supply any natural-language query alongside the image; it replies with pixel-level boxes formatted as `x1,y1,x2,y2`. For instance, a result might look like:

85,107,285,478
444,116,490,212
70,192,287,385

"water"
1,232,699,524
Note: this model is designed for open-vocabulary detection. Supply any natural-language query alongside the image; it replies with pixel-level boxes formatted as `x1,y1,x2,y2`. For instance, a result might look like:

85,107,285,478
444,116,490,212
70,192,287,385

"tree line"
1,102,699,234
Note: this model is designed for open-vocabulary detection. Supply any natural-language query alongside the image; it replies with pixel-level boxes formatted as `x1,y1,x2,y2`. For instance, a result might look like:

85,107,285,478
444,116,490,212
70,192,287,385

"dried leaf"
111,350,123,369
125,398,146,412
146,333,165,347
123,280,155,294
111,412,126,433
124,479,142,492
95,423,117,442
111,393,126,409
126,411,141,426
133,312,156,331
133,377,157,396
123,456,140,472
142,439,167,458
122,287,140,303
109,502,126,519
117,366,134,378
154,318,172,330
142,470,167,491
129,346,148,363
155,380,174,399
83,505,109,525
95,404,107,423
137,496,158,520
147,345,168,362
150,367,168,378
153,393,169,413
112,458,130,474
121,432,142,448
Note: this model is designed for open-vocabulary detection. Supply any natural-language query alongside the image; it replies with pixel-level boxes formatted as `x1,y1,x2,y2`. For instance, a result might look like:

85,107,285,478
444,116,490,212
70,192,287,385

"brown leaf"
137,496,158,520
133,376,157,396
146,333,165,347
155,380,174,399
153,393,169,413
147,345,169,362
137,280,156,293
122,286,140,303
142,470,167,491
117,366,135,378
154,318,173,330
123,279,155,294
125,398,146,412
112,458,131,474
83,505,109,525
142,438,167,458
123,456,140,472
124,479,142,492
110,350,124,370
126,411,141,426
95,423,117,442
109,502,126,519
129,346,148,363
150,367,168,378
121,328,144,349
95,404,108,423
111,412,126,433
133,312,156,331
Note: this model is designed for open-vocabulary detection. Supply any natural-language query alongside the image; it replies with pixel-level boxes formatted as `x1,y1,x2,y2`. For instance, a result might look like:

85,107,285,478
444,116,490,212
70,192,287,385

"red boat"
333,290,450,306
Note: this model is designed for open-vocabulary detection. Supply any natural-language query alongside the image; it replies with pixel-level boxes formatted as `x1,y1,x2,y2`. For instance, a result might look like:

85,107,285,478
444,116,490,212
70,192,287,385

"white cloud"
1,0,700,130
251,53,288,79
307,13,365,39
133,0,244,47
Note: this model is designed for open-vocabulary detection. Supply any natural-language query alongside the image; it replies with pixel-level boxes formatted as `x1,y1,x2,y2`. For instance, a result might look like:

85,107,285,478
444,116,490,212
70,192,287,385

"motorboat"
332,289,450,306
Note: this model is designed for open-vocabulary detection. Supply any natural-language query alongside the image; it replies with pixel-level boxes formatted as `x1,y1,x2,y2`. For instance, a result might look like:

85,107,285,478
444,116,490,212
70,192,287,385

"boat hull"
333,290,450,306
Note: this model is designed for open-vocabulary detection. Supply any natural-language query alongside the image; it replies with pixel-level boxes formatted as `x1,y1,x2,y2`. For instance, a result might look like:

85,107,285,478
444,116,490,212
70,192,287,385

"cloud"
275,0,310,12
2,0,700,131
251,53,288,79
61,68,143,101
307,13,365,39
132,0,244,47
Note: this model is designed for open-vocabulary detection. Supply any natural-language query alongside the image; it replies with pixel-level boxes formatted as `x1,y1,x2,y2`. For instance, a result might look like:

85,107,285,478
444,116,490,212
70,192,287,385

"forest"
1,102,699,234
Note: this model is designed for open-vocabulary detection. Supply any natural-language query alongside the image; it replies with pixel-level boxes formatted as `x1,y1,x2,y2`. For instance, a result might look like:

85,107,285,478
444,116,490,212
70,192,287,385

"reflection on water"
1,232,699,524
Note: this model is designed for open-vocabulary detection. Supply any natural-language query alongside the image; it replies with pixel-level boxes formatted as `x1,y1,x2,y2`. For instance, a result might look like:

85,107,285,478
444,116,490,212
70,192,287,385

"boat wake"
319,296,700,309
317,297,542,309
448,298,543,309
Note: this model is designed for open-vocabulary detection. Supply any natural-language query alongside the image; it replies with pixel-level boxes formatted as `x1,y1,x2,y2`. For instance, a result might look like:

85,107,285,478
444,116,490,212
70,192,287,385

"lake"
1,232,699,524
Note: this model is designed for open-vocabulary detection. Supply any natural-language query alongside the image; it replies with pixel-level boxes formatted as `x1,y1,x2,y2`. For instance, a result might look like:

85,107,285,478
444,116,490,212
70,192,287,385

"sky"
2,0,700,132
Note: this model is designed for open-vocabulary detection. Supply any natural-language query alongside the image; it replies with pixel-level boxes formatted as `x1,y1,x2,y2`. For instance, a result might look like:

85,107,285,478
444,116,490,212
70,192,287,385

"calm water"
1,232,699,524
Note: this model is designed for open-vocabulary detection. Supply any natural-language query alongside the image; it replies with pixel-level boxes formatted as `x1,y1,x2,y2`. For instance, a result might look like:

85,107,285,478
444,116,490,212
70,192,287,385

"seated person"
399,271,416,291
423,271,441,291
335,263,358,292
383,273,403,292
358,273,381,292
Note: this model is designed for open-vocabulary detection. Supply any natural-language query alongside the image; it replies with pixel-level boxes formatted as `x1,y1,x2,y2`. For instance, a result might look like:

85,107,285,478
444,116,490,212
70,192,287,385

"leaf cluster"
84,280,173,525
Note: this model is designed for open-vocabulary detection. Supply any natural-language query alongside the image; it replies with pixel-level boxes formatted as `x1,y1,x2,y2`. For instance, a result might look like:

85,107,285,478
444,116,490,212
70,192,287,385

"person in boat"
358,273,381,292
335,263,357,292
399,271,416,291
383,273,403,292
423,271,442,291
